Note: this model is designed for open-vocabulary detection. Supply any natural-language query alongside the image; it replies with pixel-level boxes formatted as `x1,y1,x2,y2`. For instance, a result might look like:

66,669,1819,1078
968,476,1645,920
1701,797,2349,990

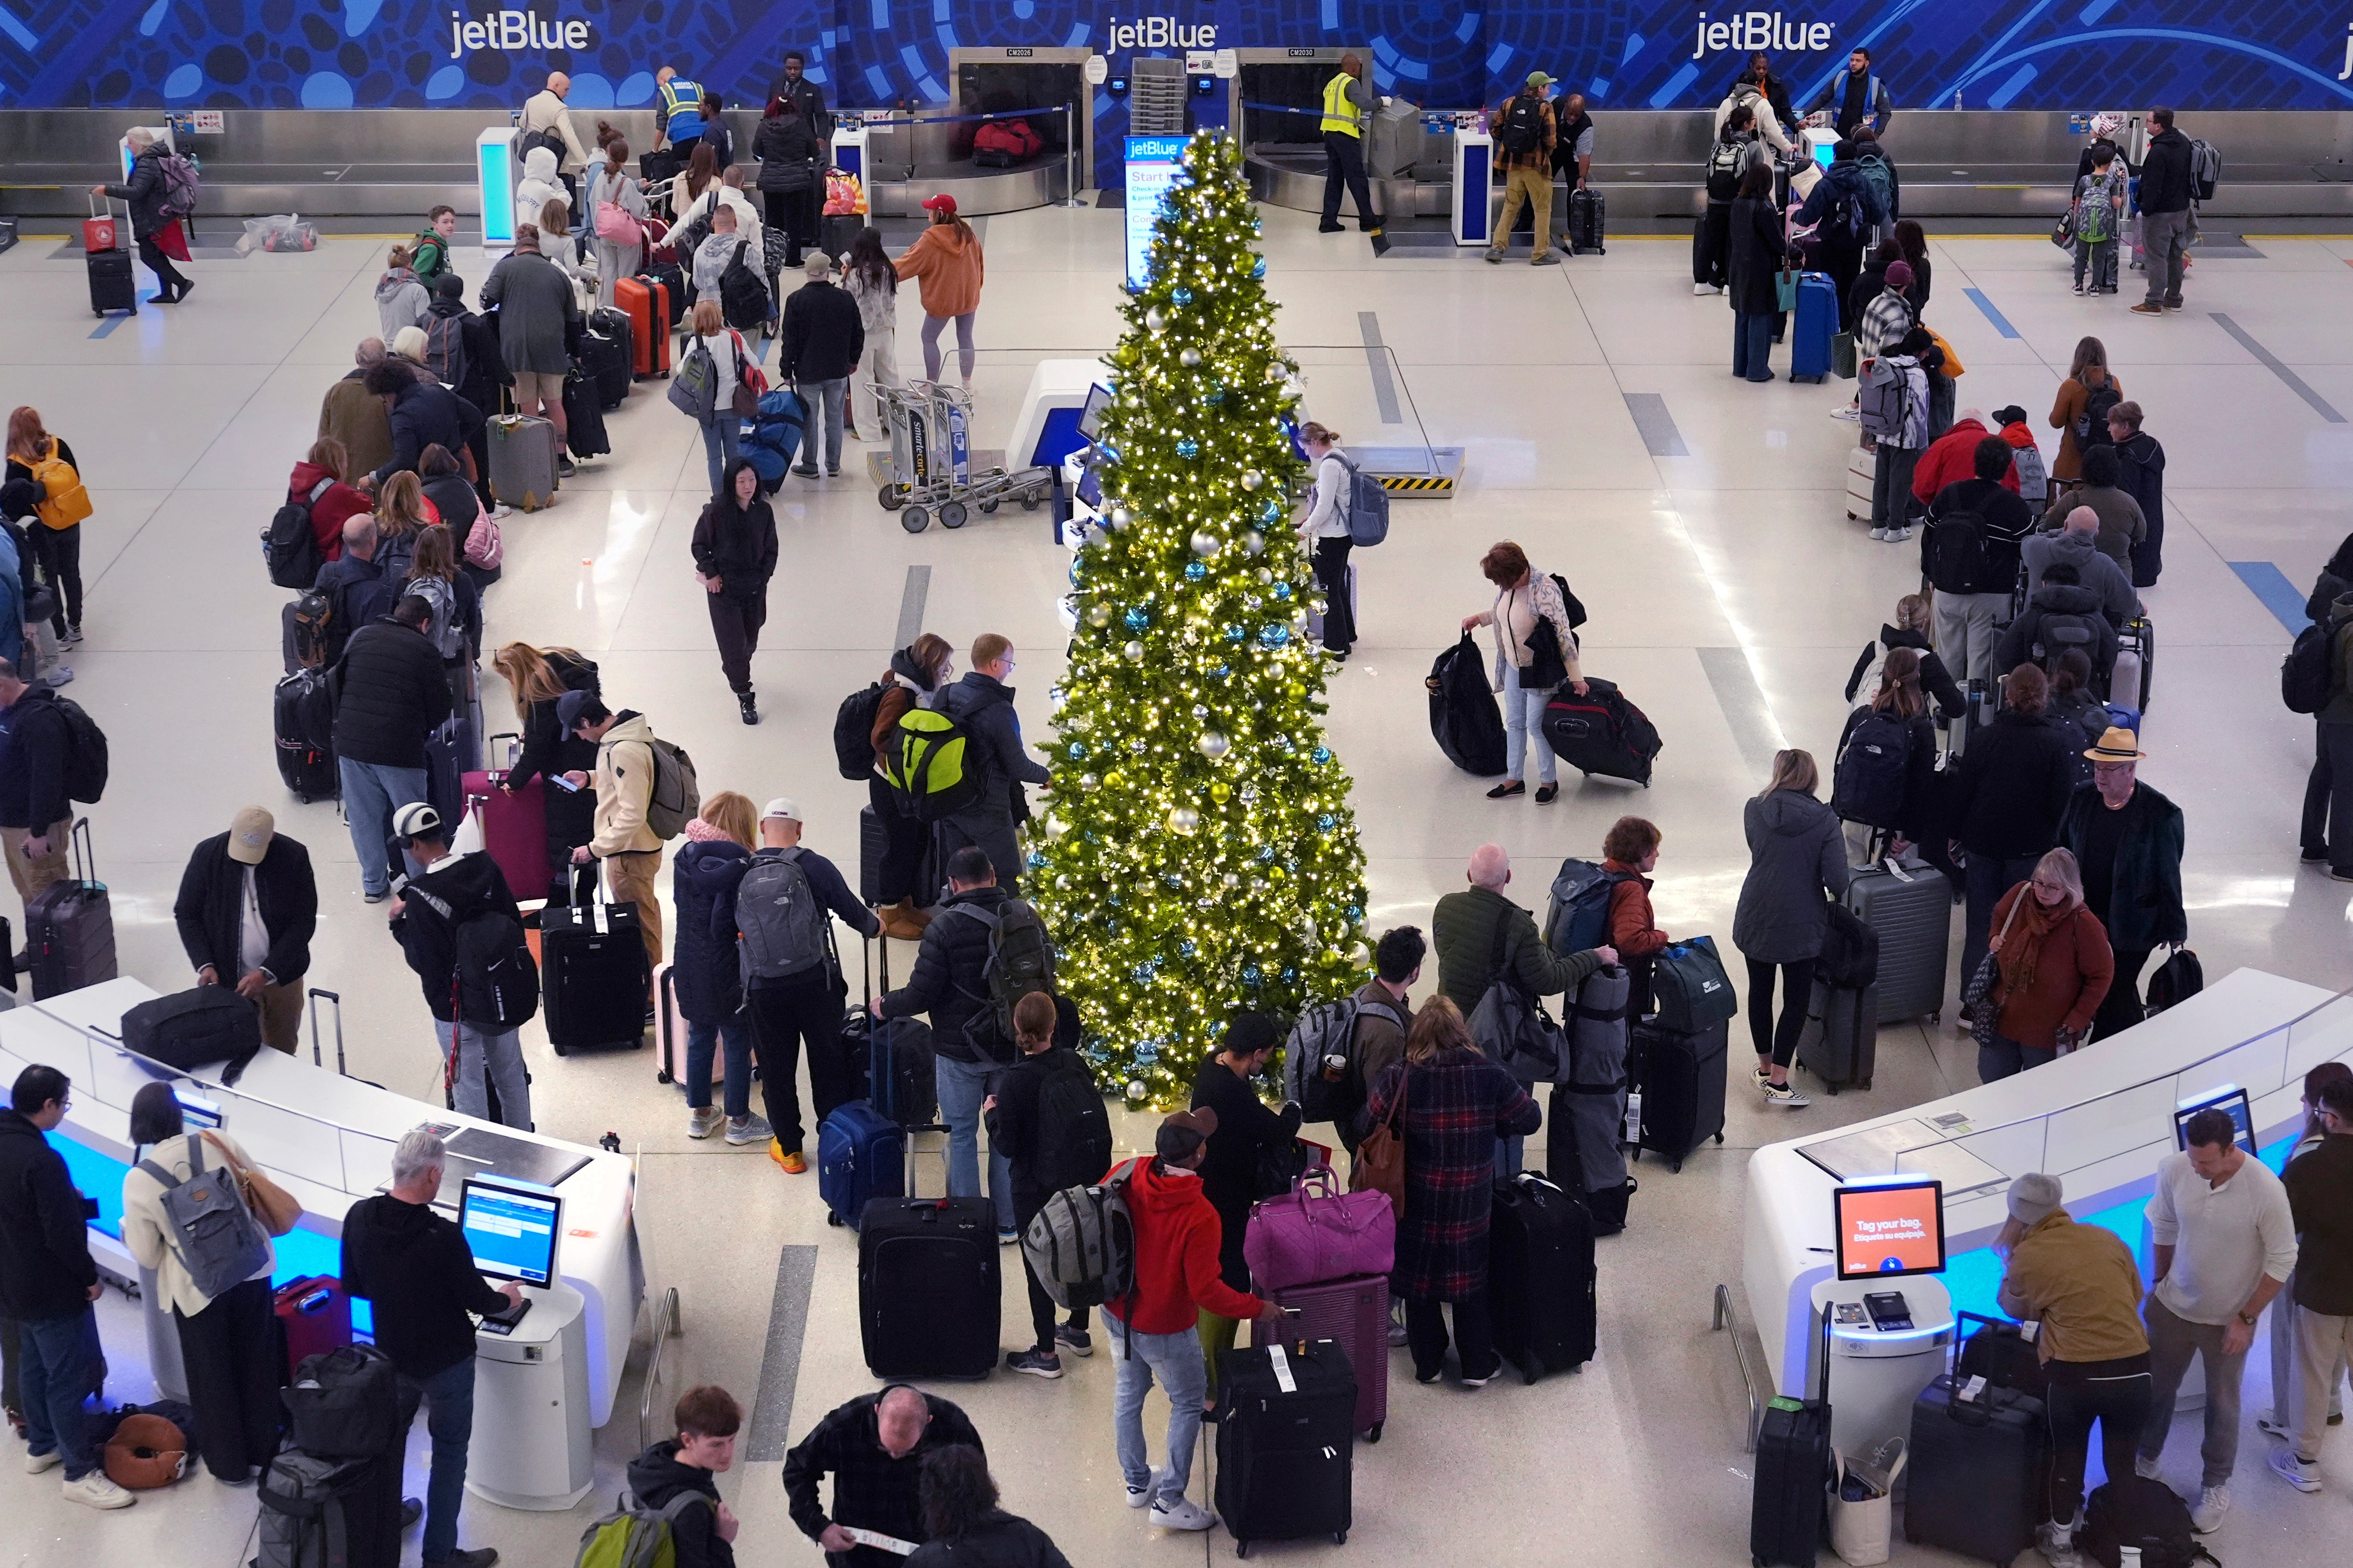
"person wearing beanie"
1103,1108,1281,1533
171,807,317,1055
1856,259,1916,363
1989,404,2051,510
1997,1172,2152,1568
1187,1012,1305,1394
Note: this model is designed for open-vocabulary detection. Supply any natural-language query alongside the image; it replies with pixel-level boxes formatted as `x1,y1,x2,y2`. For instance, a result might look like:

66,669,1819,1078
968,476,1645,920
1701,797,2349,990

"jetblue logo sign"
448,9,592,57
1689,10,1836,59
1106,15,1219,52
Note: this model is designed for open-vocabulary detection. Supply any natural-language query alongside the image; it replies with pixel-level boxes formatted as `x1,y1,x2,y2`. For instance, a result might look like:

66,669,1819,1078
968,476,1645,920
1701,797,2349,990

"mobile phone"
550,774,581,792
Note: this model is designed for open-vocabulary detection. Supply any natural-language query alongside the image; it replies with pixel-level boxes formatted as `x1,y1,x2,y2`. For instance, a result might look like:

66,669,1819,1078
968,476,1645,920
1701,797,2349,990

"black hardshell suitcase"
1843,860,1949,1025
539,888,648,1054
274,667,338,802
857,1193,999,1378
1214,1339,1356,1554
1751,1308,1832,1568
28,818,116,1000
88,248,137,316
1905,1373,2049,1566
1627,1017,1728,1171
1569,187,1607,255
581,315,633,408
561,369,610,458
1794,979,1877,1093
1488,1172,1597,1382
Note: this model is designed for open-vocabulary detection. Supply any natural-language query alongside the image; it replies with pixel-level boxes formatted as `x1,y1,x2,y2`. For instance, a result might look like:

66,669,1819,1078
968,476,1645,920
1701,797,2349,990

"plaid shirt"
1364,1048,1540,1300
783,1392,986,1566
1856,286,1915,360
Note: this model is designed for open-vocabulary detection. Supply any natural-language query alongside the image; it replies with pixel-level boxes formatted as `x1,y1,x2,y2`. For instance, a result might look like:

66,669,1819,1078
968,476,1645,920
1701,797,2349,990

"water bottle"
1953,89,1963,110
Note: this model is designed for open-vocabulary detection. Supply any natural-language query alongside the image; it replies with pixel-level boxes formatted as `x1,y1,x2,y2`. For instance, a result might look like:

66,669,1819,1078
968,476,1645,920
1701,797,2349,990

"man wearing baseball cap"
172,808,317,1055
2058,727,2185,1040
385,802,534,1130
1485,71,1560,266
1996,1172,2152,1568
711,797,877,1173
1105,1107,1282,1533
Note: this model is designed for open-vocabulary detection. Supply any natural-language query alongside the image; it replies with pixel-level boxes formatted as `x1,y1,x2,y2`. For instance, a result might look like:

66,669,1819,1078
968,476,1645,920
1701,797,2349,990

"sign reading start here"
1124,136,1188,291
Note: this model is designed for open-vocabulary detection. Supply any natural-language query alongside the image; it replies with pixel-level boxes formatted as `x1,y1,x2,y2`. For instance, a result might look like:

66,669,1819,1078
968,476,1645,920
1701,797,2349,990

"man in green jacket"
2059,727,2185,1041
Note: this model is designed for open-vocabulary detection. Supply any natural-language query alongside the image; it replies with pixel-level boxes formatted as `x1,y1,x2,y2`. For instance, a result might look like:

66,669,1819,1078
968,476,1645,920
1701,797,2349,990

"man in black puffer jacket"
1947,663,2079,1017
424,276,507,506
2133,108,2196,316
330,595,450,902
1994,566,2119,692
936,633,1051,892
364,361,483,488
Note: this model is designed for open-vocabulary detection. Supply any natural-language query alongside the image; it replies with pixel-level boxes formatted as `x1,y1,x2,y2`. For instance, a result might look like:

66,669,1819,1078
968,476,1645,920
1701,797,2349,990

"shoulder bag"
1962,892,2027,1050
204,1131,302,1237
1349,1070,1407,1221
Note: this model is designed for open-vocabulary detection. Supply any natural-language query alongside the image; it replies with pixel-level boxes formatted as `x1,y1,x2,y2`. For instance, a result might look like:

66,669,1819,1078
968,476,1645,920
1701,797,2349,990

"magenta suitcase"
461,732,544,905
1257,1272,1390,1441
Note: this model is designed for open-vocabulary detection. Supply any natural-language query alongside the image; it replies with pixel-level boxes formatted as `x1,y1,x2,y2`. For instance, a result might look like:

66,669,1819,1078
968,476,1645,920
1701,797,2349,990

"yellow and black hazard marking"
1379,473,1454,495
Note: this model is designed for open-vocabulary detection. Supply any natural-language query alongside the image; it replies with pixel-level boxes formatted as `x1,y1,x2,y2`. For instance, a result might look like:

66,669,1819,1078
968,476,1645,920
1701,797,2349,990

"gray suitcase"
1796,978,1877,1092
486,414,559,512
1844,861,1948,1024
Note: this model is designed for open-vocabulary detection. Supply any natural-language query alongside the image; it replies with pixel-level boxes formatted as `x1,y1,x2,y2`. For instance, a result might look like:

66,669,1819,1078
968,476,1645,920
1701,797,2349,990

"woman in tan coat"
895,194,985,388
2048,336,2121,484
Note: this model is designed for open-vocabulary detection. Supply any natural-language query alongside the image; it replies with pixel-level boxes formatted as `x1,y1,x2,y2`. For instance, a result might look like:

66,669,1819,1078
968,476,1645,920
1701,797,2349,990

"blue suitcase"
819,1018,915,1228
1788,271,1838,384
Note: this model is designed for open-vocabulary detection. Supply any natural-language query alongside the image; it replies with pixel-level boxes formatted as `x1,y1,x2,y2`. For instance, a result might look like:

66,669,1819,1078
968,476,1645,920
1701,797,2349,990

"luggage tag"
1880,857,1916,883
1268,1341,1297,1394
1957,1373,1988,1404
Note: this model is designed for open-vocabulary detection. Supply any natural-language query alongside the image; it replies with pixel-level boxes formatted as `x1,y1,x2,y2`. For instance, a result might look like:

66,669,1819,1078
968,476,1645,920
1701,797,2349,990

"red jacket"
1911,418,2019,506
288,460,367,564
1102,1157,1263,1333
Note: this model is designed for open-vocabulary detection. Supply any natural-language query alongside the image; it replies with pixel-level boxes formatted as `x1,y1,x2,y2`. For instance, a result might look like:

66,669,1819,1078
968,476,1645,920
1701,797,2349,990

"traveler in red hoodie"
1106,1108,1280,1533
1909,408,2019,512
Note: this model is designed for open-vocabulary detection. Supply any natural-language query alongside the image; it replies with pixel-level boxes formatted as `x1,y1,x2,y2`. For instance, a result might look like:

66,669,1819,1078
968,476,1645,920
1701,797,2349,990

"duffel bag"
120,985,264,1084
284,1344,401,1460
1652,935,1739,1033
1243,1165,1395,1293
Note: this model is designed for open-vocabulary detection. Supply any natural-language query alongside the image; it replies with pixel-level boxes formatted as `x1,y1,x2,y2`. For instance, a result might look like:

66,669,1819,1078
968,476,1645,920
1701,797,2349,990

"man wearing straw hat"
2057,726,2185,1041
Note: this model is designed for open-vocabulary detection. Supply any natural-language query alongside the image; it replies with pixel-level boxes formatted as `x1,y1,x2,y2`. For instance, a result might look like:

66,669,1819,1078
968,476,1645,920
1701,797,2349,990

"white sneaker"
1150,1496,1218,1532
2037,1520,2080,1568
1888,525,1914,543
725,1113,774,1146
1124,1482,1151,1509
2133,1454,2162,1480
1868,526,1888,541
24,1448,61,1474
1832,406,1861,421
686,1105,723,1140
2190,1484,2229,1533
63,1471,135,1509
2269,1445,2323,1492
1693,281,1720,296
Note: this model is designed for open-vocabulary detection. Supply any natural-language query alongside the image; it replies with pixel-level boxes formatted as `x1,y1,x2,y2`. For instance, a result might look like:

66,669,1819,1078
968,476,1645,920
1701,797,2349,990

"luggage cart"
870,380,1054,533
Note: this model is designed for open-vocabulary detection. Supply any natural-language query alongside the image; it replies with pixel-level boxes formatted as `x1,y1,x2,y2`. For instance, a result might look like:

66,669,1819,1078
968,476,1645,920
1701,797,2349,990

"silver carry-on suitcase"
1844,860,1949,1025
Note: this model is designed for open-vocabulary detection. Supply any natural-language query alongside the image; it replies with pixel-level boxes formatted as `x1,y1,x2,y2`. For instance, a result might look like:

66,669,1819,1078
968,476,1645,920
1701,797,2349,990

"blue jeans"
796,377,848,474
397,1356,477,1564
20,1309,99,1480
699,415,741,493
934,1052,1014,1231
435,1018,531,1129
1113,1324,1208,1508
1733,311,1775,381
687,1011,753,1118
340,759,429,897
1501,661,1556,786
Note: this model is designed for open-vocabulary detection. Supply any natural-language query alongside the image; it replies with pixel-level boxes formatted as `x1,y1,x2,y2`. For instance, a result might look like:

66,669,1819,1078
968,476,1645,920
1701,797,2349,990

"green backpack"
884,707,984,822
574,1492,710,1568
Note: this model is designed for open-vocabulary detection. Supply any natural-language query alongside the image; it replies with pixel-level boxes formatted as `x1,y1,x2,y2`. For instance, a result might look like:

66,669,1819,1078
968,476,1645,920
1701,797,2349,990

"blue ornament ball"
1317,813,1337,832
1259,624,1291,648
1172,287,1194,306
1179,939,1197,958
1252,256,1267,278
1125,607,1150,631
1026,849,1047,869
1225,624,1248,642
1312,746,1333,764
1261,499,1282,524
1184,561,1207,581
1272,582,1292,601
1176,438,1200,460
1212,661,1231,679
1068,741,1087,760
1242,965,1263,986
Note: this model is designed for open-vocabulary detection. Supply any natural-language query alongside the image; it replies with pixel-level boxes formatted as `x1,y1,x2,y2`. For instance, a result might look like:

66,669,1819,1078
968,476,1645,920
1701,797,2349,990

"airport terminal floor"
2,197,2352,1567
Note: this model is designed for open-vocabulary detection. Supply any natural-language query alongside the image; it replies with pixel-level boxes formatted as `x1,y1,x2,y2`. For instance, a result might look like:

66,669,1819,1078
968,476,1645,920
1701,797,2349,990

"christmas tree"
1029,132,1371,1110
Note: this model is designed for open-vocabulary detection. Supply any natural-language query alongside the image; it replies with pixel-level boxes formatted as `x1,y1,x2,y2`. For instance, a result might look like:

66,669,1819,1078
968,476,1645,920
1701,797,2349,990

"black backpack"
265,478,333,590
2283,621,2334,714
719,240,770,332
1498,94,1546,158
1925,510,1991,594
2143,948,2202,1015
834,682,890,780
1830,708,1912,830
46,691,108,804
2033,610,2106,677
2078,381,2122,446
1029,1051,1114,1193
1817,902,1880,988
1705,139,1744,202
2080,1476,2218,1568
453,906,539,1030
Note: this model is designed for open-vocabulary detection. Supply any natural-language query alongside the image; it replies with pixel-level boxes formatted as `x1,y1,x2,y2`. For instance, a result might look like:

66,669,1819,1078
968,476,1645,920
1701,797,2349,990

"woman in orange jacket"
894,193,986,389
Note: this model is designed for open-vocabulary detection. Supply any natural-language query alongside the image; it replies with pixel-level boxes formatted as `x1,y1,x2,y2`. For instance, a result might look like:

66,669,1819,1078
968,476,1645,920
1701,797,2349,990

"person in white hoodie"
514,144,568,244
375,245,432,341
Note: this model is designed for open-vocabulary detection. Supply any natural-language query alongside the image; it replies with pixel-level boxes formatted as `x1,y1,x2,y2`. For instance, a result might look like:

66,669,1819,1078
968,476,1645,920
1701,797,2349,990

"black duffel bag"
284,1344,402,1460
120,985,263,1084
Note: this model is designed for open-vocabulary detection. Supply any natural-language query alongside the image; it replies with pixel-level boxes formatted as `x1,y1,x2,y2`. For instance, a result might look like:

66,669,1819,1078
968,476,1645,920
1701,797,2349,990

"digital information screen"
2173,1086,2256,1155
458,1176,561,1287
1125,136,1189,291
1835,1177,1947,1280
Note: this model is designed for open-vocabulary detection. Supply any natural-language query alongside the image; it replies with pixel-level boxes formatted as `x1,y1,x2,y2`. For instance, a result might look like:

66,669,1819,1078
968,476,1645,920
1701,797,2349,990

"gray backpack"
1021,1161,1138,1317
405,573,462,660
735,847,830,982
139,1134,270,1301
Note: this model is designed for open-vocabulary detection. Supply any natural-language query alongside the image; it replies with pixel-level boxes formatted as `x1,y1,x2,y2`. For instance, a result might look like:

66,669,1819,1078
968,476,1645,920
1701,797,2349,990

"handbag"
1242,1164,1397,1293
1349,1073,1406,1220
1466,920,1566,1087
1832,330,1857,380
1963,892,2027,1049
1651,935,1739,1033
1522,616,1570,692
205,1131,302,1236
728,329,760,418
1775,266,1800,312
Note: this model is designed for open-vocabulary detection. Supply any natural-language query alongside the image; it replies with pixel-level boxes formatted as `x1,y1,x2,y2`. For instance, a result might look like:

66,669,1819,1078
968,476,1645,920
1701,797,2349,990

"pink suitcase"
462,732,546,904
1255,1272,1390,1441
652,962,721,1093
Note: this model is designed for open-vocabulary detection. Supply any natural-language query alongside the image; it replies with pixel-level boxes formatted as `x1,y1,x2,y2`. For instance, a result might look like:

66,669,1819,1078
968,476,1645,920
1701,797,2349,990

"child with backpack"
613,1384,743,1568
2072,145,2128,296
1859,329,1931,543
985,990,1110,1378
5,407,92,645
1295,420,1359,660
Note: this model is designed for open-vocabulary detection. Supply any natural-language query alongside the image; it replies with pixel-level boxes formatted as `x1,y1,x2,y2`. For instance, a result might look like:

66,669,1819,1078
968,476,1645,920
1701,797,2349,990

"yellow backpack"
28,440,91,531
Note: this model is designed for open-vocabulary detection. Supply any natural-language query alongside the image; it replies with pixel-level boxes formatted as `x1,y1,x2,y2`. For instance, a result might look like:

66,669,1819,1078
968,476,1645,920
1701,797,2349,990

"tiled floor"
2,204,2351,1566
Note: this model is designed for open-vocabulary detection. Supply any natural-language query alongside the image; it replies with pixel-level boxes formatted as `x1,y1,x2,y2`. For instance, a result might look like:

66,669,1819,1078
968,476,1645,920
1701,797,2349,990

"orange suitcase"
614,275,672,379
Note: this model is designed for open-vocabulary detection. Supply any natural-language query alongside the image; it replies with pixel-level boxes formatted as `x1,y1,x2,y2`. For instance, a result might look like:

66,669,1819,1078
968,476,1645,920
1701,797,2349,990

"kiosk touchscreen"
459,1175,561,1288
2173,1086,2256,1155
1833,1176,1947,1281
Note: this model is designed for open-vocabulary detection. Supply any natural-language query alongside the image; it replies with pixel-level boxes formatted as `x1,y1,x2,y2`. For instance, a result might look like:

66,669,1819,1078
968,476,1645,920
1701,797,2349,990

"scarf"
681,817,734,845
1995,887,2077,999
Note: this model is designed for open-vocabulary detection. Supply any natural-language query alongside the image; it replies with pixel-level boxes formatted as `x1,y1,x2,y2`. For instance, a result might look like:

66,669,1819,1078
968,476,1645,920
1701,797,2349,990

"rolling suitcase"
1789,272,1838,383
486,414,559,512
1214,1340,1355,1552
642,261,688,325
273,667,338,803
858,804,890,905
1905,1369,2048,1566
1752,1309,1833,1568
1567,187,1606,255
650,963,718,1095
1488,1172,1597,1382
1627,1017,1727,1170
819,1099,905,1228
1795,979,1877,1093
461,736,543,906
2111,615,2153,710
1843,860,1949,1024
614,275,673,378
538,880,648,1054
1844,445,1876,520
87,247,137,317
272,1276,354,1384
1541,676,1662,786
857,1190,1000,1379
1256,1272,1389,1440
581,315,633,408
423,712,472,832
28,818,116,1000
561,369,610,459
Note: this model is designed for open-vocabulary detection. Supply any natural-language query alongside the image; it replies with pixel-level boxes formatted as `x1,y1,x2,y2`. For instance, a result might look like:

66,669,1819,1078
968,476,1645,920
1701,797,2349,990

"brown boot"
878,899,925,941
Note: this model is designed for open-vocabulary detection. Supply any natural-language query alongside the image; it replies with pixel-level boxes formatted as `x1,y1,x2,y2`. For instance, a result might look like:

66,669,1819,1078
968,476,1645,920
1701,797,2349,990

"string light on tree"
1028,131,1368,1108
